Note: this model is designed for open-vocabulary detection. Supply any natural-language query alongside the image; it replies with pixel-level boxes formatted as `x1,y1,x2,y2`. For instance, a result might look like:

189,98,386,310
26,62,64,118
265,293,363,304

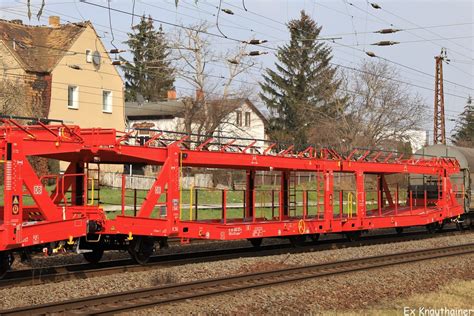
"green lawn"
1,183,413,222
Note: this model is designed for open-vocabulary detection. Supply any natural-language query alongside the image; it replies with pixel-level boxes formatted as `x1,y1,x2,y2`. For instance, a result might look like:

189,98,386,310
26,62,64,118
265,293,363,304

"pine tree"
452,96,474,146
259,10,344,147
121,16,175,102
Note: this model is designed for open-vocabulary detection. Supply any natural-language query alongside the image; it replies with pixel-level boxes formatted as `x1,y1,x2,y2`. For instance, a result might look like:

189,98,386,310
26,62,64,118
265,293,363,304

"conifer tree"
452,96,474,146
260,10,344,147
121,15,175,102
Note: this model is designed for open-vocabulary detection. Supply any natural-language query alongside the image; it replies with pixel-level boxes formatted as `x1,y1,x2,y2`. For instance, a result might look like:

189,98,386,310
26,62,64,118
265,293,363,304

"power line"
380,6,473,58
3,1,471,112
347,1,474,64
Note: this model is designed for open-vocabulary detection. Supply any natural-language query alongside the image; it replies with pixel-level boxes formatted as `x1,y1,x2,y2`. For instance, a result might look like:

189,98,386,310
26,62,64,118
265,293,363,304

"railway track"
0,228,470,289
2,242,473,315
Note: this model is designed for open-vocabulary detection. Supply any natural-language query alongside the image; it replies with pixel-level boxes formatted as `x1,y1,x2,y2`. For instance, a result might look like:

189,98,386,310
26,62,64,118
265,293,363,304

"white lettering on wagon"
155,186,162,194
228,227,242,236
33,185,42,195
252,226,264,237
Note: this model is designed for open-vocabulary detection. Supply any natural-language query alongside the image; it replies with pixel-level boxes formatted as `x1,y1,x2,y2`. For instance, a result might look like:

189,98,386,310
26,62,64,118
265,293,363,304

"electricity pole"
433,48,448,145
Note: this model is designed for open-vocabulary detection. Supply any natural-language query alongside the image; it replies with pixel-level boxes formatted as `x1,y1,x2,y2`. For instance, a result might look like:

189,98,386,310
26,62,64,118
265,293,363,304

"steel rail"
2,243,473,315
0,229,469,289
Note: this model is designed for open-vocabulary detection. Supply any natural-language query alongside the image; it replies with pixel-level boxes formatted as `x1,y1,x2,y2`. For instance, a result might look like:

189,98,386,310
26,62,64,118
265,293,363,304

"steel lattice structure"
0,119,467,273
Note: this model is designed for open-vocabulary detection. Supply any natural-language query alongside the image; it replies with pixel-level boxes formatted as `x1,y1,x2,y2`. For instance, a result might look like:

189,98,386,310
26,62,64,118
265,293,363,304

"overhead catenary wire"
2,1,470,116
5,2,472,101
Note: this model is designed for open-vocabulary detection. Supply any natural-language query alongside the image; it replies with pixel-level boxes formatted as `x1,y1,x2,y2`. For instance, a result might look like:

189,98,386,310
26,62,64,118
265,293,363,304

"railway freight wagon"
0,118,468,277
414,144,474,221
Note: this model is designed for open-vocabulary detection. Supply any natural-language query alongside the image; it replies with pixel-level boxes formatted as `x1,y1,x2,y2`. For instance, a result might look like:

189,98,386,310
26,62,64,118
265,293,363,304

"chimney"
167,90,177,100
196,89,204,101
48,16,60,27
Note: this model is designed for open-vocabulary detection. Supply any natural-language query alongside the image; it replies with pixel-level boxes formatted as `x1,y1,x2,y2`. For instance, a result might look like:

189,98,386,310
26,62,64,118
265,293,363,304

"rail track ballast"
0,118,468,275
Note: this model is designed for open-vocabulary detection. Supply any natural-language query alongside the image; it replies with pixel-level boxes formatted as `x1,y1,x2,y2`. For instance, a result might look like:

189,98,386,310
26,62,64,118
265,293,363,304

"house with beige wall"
0,17,125,171
0,16,124,132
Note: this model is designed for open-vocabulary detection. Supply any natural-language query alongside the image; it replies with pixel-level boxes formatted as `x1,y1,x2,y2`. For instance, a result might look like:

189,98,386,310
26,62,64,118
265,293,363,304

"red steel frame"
0,120,465,251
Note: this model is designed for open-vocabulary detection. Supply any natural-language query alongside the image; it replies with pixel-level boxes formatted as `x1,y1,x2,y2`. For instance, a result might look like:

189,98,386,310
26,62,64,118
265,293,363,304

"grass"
329,279,474,316
1,183,415,222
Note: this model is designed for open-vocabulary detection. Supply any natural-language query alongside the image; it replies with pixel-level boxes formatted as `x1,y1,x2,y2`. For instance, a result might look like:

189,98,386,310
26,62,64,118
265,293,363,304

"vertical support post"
242,190,246,219
377,175,382,215
133,189,137,217
72,162,84,206
410,190,413,213
271,189,275,219
355,171,365,220
378,190,382,216
281,171,289,218
252,190,256,222
424,190,427,211
245,170,256,219
339,190,343,219
395,190,398,215
189,185,194,221
395,182,400,210
324,170,334,221
194,189,198,220
279,189,283,221
3,141,23,243
121,174,125,216
222,189,227,224
303,190,307,219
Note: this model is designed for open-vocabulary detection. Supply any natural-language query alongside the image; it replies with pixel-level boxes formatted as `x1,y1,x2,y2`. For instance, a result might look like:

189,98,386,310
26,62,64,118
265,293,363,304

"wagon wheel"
129,236,155,265
395,227,404,235
345,231,361,242
0,252,13,279
83,248,104,264
309,233,320,243
248,238,263,248
426,222,441,234
289,235,306,247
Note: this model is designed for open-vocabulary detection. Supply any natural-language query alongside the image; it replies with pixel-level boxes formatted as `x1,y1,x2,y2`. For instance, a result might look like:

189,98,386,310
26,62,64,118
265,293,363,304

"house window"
67,86,78,109
245,112,251,127
236,111,242,126
102,90,112,113
85,49,92,63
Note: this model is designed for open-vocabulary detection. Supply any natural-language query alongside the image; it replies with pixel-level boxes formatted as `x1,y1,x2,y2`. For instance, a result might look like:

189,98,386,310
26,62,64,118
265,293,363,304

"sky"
0,0,473,141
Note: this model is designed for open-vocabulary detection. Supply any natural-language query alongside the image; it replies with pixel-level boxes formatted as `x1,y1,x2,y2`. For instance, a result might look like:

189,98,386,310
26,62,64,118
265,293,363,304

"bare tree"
172,22,257,139
0,78,30,116
309,60,426,152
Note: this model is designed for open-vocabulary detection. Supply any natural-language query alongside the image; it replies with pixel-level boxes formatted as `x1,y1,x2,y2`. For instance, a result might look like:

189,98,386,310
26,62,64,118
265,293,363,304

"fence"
98,172,213,190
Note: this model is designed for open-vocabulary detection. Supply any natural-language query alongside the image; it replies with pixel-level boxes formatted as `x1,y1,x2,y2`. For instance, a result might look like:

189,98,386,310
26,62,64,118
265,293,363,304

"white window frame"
102,90,113,113
85,49,92,63
67,85,79,109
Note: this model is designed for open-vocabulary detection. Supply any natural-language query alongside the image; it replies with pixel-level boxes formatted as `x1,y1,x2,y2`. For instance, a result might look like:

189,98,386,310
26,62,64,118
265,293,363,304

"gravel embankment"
0,232,472,311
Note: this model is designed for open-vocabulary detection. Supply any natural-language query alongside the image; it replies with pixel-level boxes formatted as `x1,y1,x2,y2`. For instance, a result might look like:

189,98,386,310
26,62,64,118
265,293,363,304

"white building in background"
125,97,268,148
404,129,428,152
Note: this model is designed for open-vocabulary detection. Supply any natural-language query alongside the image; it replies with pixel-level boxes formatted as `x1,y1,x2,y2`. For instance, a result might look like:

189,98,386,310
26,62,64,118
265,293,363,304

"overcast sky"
1,0,473,139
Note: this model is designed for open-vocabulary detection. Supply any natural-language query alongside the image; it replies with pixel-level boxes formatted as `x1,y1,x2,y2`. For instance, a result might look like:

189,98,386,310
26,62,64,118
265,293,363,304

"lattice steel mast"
434,48,449,144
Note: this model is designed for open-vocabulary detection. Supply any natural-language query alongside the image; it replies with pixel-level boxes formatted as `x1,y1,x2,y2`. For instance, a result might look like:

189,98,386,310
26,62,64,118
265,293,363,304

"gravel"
0,232,472,312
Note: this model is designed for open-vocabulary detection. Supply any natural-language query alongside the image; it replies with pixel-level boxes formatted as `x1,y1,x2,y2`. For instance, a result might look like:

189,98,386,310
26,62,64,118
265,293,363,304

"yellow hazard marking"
298,219,306,234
